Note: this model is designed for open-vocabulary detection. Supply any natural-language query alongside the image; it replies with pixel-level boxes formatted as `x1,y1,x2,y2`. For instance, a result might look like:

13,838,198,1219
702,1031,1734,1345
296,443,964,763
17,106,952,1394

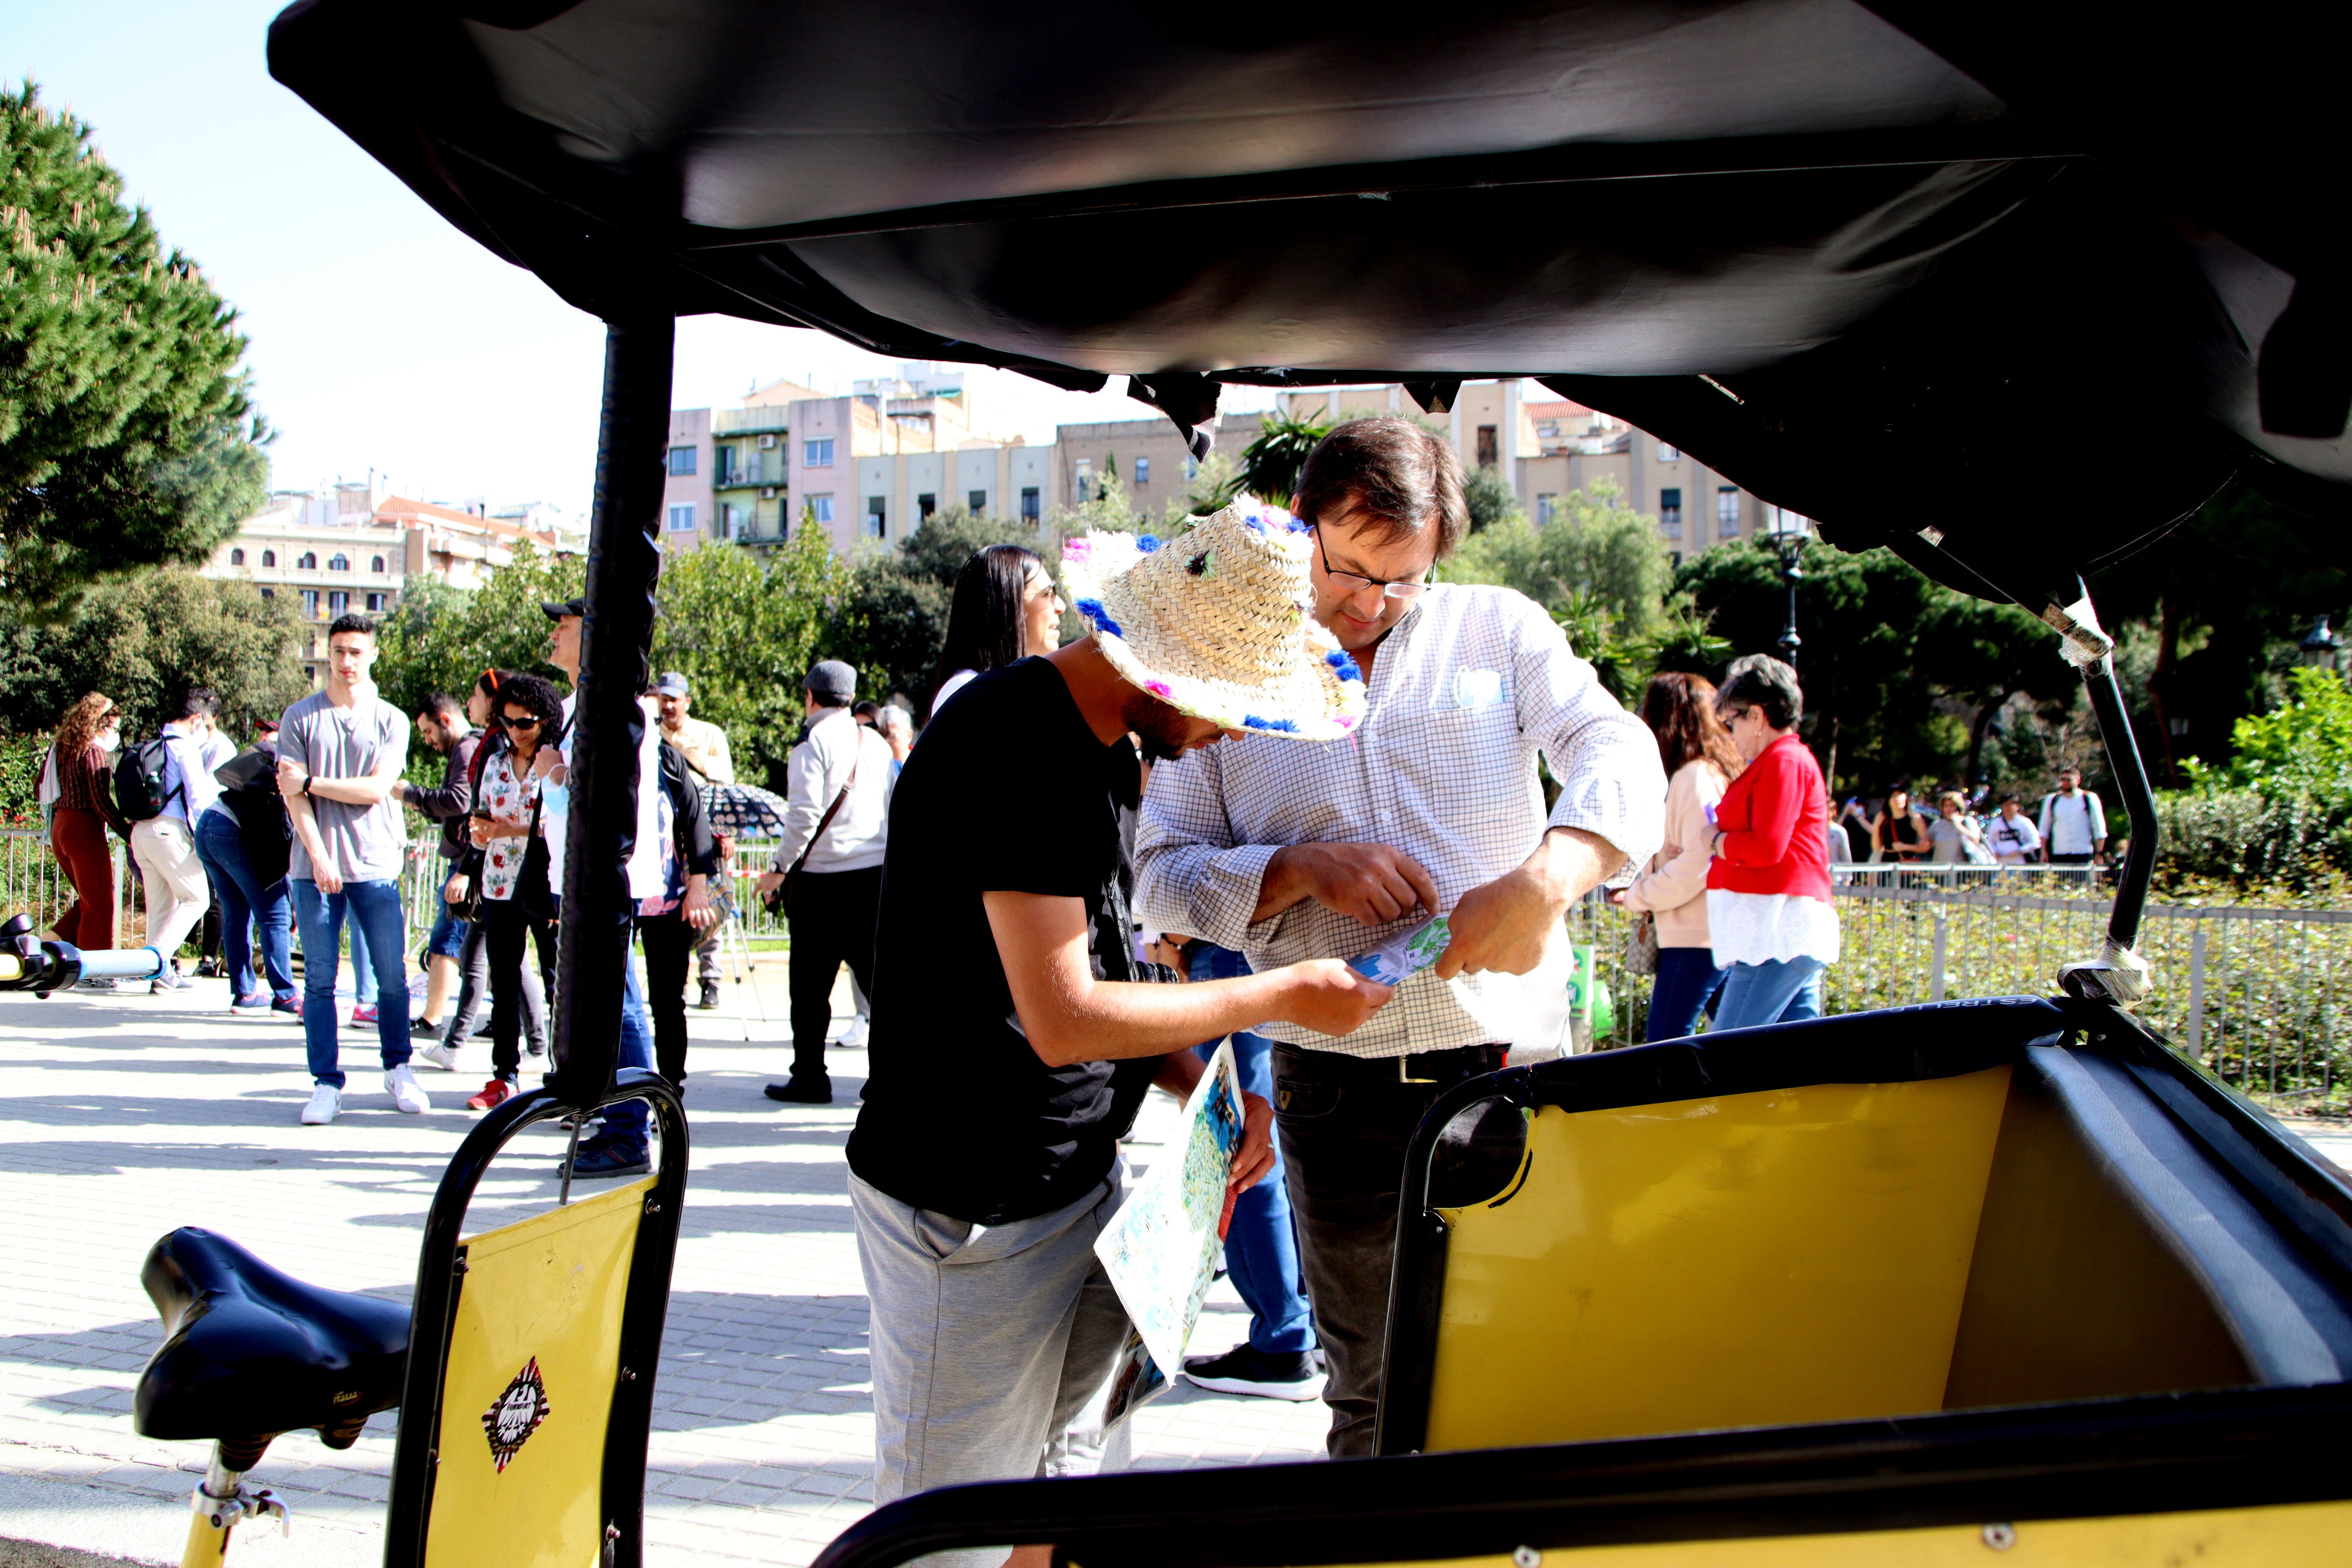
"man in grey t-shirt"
279,613,421,1126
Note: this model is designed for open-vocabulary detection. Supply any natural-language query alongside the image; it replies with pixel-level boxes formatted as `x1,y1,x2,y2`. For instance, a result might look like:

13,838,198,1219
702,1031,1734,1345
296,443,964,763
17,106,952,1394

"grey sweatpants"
851,1167,1133,1566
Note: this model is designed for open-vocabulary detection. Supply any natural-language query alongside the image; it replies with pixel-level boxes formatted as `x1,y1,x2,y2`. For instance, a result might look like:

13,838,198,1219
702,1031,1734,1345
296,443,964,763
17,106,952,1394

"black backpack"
113,737,183,823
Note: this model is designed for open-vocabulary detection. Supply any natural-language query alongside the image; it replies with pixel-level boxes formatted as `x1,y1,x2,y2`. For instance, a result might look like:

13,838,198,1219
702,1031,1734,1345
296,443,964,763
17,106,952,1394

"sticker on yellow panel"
424,1176,653,1568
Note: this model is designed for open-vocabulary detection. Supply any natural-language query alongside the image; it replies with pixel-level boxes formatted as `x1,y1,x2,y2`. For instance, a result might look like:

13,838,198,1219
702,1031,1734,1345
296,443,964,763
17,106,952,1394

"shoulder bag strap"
786,729,864,880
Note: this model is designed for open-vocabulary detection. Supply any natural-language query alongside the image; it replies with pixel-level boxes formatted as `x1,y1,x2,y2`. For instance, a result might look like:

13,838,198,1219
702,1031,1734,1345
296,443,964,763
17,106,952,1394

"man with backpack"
2037,765,2108,871
122,689,226,993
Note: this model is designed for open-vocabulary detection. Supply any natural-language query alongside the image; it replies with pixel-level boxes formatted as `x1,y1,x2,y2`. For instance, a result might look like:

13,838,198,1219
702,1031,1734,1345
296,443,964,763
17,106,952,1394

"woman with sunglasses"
1700,656,1840,1031
463,671,566,1110
47,692,129,970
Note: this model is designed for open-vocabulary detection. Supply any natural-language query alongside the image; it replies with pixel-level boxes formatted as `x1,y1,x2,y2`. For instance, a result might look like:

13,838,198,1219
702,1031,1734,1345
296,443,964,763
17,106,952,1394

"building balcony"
713,405,792,436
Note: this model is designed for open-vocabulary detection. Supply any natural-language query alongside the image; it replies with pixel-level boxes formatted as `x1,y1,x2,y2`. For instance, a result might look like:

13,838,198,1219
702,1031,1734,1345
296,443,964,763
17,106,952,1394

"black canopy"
268,0,2351,604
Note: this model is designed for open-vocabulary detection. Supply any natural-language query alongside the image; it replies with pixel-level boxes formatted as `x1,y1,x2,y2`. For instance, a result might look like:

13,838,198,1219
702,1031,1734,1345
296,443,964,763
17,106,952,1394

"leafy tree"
1,84,270,612
651,528,850,789
373,541,584,717
1461,463,1524,533
1234,412,1332,512
1445,483,1669,632
0,567,305,737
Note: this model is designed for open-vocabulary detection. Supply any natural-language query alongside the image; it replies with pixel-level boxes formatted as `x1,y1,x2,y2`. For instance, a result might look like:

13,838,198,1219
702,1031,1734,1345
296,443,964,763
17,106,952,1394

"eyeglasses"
1312,526,1430,602
1719,705,1754,724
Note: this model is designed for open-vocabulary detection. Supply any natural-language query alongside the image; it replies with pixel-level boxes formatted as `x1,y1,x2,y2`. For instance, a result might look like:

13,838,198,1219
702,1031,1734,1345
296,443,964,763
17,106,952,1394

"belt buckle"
1397,1055,1437,1084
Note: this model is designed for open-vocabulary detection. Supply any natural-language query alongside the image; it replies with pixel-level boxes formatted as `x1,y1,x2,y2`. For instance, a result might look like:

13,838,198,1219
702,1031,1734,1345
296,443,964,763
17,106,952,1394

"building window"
1020,486,1041,523
230,547,246,566
804,438,834,468
1659,487,1682,540
1536,494,1557,526
718,503,739,541
300,588,320,618
370,554,386,573
1658,442,1681,462
810,494,835,525
1134,457,1149,487
259,586,274,600
1075,458,1093,501
668,445,697,475
328,553,350,572
915,493,935,521
1717,487,1741,538
1475,425,1498,468
714,446,736,485
969,489,987,514
298,552,317,570
667,504,697,533
261,549,276,568
365,592,385,612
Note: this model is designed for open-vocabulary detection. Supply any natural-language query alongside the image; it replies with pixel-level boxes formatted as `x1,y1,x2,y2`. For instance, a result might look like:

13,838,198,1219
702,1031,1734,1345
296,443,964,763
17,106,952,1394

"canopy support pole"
552,316,673,1106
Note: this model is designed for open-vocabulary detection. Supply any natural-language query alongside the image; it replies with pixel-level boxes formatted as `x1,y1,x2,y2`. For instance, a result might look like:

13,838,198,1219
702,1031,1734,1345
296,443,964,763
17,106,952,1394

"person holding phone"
464,673,567,1111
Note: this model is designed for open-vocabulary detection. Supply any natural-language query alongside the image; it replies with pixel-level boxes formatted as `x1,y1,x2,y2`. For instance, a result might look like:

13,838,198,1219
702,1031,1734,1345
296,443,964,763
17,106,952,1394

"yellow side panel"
1304,1499,2352,1568
1425,1067,2009,1452
424,1177,655,1568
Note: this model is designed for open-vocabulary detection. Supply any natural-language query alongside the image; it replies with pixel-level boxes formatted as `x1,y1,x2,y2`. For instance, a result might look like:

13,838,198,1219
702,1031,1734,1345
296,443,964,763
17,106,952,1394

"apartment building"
1054,410,1267,521
202,479,570,685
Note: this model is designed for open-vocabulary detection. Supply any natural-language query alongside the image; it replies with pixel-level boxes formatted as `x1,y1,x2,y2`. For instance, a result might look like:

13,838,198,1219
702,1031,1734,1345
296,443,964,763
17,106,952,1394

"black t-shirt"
846,657,1160,1226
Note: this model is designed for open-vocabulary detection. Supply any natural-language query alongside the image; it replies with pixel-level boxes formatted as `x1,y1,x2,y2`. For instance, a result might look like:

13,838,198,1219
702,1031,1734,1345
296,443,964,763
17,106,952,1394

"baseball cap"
541,597,588,619
804,660,857,705
656,672,691,697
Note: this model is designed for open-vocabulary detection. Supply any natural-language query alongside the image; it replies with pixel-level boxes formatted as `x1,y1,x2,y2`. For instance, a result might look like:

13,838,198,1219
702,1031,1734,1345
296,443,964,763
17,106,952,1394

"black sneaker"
764,1074,832,1104
563,1133,651,1180
695,982,720,1010
410,1015,443,1039
1179,1344,1325,1401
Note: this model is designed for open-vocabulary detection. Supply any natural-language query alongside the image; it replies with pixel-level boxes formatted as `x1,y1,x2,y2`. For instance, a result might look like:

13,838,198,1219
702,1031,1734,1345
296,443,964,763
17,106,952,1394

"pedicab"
9,0,2350,1563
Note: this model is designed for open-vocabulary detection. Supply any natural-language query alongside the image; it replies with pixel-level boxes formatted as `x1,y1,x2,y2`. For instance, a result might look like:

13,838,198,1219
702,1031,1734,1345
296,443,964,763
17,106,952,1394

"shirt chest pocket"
1384,693,1523,799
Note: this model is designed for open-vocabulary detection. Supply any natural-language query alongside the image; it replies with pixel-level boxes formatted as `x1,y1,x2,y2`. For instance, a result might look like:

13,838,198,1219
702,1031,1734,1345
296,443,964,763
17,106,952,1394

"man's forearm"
285,793,331,871
1152,1049,1207,1099
1251,847,1313,923
1023,972,1292,1069
309,774,397,806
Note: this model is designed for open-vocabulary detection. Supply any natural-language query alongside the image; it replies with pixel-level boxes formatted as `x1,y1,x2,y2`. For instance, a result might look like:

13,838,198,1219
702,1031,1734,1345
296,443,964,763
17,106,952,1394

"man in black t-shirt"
847,508,1391,1563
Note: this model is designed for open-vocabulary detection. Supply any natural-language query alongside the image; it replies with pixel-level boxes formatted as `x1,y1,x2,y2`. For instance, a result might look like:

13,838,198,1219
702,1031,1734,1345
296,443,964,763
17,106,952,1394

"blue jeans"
290,878,411,1087
1645,946,1725,1042
1713,956,1827,1033
1191,945,1316,1356
424,894,468,961
554,893,655,1151
192,810,293,1002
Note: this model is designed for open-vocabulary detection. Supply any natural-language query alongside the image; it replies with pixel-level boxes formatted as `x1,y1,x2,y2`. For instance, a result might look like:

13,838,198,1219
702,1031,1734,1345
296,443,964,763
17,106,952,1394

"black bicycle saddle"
134,1228,409,1450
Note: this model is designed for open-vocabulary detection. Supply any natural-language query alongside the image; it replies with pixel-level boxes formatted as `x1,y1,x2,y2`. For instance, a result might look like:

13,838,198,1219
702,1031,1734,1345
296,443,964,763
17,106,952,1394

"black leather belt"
1284,1043,1508,1085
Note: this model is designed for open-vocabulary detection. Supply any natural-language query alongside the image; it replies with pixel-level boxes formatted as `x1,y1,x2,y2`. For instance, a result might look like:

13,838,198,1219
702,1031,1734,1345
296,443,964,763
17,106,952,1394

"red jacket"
1706,733,1831,901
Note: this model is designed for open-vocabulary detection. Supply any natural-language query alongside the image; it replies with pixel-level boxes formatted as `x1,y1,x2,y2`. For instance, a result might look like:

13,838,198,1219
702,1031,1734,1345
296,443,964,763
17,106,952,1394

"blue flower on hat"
1244,715,1299,733
1325,650,1364,684
1074,597,1124,639
1136,534,1161,553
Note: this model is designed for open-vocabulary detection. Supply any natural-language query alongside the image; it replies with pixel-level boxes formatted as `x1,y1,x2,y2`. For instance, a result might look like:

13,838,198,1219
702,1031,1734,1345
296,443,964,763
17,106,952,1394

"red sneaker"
466,1078,514,1111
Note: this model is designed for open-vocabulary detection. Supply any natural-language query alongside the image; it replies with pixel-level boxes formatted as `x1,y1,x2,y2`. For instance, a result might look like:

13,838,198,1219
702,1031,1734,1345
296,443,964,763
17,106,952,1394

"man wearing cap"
539,596,669,1179
1135,418,1665,1457
847,509,1392,1555
655,671,736,1008
752,659,896,1103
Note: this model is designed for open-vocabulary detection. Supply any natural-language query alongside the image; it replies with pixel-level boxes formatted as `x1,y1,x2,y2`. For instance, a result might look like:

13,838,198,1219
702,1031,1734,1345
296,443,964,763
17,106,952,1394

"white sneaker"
416,1042,460,1072
385,1065,430,1114
300,1083,341,1125
838,1016,869,1049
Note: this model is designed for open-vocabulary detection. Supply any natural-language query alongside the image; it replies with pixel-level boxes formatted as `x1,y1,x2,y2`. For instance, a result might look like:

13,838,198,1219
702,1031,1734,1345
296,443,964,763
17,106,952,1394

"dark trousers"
1272,1041,1504,1458
481,897,557,1082
787,865,881,1078
639,908,697,1086
51,807,116,951
1645,945,1725,1042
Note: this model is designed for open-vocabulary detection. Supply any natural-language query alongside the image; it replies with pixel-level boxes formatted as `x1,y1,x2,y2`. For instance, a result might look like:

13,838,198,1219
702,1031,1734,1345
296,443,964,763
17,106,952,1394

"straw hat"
1059,503,1367,740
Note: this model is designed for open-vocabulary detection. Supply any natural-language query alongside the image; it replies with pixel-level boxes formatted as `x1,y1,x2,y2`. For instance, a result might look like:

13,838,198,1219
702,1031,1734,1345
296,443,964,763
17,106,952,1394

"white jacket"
773,708,895,875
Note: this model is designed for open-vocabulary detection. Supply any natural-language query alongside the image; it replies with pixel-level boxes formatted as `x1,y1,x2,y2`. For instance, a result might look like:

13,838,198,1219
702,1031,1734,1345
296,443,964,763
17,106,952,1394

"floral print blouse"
475,748,545,904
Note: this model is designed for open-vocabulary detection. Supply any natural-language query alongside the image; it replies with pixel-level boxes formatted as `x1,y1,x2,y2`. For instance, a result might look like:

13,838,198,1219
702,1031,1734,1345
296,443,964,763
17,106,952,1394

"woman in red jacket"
48,692,129,965
1702,657,1840,1030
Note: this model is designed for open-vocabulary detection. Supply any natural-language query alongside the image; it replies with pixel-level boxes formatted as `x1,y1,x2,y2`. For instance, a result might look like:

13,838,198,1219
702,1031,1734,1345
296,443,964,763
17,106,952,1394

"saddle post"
181,1437,287,1568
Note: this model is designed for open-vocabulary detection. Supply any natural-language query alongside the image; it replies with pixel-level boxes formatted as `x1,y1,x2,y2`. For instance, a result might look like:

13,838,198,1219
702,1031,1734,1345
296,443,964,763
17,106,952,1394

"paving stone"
0,971,1331,1567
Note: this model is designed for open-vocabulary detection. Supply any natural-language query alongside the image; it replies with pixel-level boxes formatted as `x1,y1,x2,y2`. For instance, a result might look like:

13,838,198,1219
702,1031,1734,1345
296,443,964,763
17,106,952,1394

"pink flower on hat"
1145,680,1173,698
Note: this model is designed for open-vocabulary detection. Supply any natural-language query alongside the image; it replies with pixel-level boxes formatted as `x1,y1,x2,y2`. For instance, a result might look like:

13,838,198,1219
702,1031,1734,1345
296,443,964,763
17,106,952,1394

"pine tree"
0,82,269,613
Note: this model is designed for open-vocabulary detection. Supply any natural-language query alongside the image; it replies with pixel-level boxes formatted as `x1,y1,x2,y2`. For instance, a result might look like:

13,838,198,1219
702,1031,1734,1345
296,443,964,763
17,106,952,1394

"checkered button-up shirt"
1135,583,1665,1058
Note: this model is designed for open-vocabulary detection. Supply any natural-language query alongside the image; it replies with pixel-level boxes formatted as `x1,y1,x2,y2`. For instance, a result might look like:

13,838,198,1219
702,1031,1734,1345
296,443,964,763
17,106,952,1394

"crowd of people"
25,411,2130,1538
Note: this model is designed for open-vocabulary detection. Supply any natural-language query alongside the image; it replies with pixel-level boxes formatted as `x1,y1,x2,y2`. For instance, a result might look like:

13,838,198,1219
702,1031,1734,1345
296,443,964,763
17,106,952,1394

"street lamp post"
1771,514,1806,667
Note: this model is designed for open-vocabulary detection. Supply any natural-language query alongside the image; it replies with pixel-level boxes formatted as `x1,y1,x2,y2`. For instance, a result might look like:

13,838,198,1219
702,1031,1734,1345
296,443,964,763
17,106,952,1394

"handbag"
1625,909,1659,976
764,737,863,917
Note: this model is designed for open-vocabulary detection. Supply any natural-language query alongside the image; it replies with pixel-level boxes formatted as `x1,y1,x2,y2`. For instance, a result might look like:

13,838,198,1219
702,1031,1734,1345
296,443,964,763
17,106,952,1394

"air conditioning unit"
757,434,777,448
759,486,778,500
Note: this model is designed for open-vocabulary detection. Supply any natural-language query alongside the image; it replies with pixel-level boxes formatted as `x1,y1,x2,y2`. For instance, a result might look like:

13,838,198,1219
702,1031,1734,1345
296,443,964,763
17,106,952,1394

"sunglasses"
495,713,544,730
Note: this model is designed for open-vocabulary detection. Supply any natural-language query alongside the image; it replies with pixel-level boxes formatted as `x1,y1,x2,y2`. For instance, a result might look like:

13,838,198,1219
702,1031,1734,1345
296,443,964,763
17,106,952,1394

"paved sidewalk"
0,961,1327,1567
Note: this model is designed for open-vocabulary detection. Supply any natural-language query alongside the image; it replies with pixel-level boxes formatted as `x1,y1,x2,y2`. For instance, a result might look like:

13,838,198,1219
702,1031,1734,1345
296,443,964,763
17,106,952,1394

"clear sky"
6,2,1285,517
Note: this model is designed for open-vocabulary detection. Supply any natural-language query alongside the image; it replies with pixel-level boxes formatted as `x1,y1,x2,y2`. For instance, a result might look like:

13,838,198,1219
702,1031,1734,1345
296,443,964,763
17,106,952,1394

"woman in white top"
1619,672,1743,1040
464,671,565,1111
1927,790,1989,863
926,544,1064,720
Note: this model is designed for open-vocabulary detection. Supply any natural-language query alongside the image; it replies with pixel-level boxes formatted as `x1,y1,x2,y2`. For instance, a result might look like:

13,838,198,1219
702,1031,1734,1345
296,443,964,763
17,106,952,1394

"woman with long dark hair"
1621,673,1744,1040
48,693,128,966
926,544,1063,720
464,671,566,1110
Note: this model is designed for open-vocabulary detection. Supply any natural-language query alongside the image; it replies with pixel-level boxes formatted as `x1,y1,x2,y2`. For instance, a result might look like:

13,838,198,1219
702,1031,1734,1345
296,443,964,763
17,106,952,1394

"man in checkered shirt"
1136,418,1665,1456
